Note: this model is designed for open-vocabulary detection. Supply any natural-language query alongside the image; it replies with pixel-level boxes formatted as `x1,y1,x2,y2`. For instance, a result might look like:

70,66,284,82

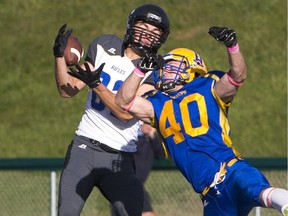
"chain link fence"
0,158,286,216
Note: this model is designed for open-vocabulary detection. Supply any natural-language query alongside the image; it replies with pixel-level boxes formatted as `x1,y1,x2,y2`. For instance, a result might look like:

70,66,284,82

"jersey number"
91,71,123,111
159,93,209,144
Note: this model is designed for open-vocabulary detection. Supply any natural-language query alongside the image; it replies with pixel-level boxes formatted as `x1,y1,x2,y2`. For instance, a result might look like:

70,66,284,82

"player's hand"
67,62,105,88
53,24,73,57
208,26,237,47
138,53,165,73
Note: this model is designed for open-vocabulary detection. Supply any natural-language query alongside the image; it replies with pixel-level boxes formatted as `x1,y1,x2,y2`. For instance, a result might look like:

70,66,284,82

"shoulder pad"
204,70,225,81
143,89,158,98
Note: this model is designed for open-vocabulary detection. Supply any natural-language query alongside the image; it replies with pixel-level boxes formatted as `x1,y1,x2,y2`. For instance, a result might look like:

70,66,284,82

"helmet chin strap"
159,80,185,93
159,82,176,93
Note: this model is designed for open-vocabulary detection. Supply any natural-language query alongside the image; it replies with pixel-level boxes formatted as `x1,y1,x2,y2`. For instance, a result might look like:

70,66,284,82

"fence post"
50,171,57,216
255,207,261,216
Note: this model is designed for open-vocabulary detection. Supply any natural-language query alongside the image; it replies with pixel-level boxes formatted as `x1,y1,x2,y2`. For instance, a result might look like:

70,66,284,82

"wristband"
227,43,239,54
133,67,145,78
226,71,244,87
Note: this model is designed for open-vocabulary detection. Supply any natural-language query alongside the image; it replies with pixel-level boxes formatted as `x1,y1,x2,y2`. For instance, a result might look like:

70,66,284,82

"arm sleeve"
85,37,99,65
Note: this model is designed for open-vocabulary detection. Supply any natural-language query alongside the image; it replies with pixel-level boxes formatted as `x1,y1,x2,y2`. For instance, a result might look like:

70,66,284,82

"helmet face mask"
154,48,208,92
130,22,162,56
124,4,170,56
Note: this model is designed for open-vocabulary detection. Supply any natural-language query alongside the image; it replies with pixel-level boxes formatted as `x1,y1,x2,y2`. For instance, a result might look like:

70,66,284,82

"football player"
115,27,288,216
53,4,170,216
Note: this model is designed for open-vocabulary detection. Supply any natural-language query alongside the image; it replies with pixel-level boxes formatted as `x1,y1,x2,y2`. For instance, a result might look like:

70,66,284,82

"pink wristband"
133,67,145,78
226,71,244,87
227,43,239,54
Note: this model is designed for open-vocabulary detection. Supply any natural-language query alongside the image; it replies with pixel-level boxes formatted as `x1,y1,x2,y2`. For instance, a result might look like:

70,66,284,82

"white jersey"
75,34,148,152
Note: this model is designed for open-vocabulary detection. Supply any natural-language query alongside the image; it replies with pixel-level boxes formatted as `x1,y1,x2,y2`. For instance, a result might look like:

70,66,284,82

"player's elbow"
238,65,247,83
58,90,75,98
231,64,247,83
57,88,72,98
114,95,122,107
115,92,128,110
237,60,247,82
242,65,247,80
60,94,71,98
57,84,81,98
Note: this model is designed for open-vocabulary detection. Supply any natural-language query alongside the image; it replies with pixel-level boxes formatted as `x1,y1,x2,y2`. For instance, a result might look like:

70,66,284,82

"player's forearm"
214,45,247,103
227,44,247,83
115,69,143,110
93,84,134,121
54,58,83,97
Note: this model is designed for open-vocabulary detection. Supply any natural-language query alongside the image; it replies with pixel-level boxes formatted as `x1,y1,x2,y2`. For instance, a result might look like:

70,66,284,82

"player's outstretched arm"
116,53,163,108
93,80,155,122
115,54,163,124
53,24,86,98
92,83,136,122
66,60,133,121
115,69,155,124
208,26,247,103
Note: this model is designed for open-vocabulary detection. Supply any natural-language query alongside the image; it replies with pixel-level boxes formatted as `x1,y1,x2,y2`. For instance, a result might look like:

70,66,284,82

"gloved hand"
53,24,73,57
208,26,237,47
138,53,165,73
67,62,105,88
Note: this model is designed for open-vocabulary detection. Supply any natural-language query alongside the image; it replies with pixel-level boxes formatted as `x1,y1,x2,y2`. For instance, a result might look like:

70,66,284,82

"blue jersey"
146,71,241,193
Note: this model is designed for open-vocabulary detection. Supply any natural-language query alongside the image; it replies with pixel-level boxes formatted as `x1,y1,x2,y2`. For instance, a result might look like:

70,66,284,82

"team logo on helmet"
147,12,162,23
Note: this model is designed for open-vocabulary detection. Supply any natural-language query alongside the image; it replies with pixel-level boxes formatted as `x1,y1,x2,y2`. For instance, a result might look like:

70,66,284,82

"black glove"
67,62,105,88
208,26,237,47
53,24,73,57
138,53,165,73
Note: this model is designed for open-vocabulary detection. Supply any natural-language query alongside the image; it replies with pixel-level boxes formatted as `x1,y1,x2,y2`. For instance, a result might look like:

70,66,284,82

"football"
64,34,84,66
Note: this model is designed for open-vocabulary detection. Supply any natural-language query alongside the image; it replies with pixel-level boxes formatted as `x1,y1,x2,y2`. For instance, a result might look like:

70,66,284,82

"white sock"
261,187,288,214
